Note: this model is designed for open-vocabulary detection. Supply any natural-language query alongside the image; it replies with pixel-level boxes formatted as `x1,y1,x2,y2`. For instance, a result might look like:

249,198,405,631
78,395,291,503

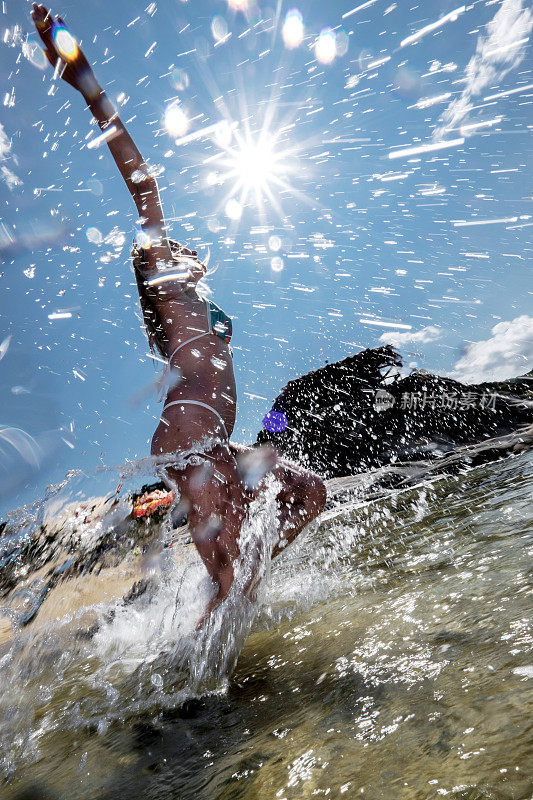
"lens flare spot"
268,235,282,252
22,39,48,69
358,49,374,72
282,9,304,49
207,217,223,233
53,26,79,61
136,230,152,249
211,15,228,42
214,120,234,148
164,104,189,138
336,30,350,57
86,226,103,245
315,28,337,65
271,256,284,272
225,199,243,220
169,67,189,91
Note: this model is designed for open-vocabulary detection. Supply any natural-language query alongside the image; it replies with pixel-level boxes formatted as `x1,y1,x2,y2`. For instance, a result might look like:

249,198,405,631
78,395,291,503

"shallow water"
1,452,532,800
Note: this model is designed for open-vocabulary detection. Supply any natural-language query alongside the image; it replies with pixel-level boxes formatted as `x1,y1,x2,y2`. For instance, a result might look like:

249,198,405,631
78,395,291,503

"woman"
31,4,327,625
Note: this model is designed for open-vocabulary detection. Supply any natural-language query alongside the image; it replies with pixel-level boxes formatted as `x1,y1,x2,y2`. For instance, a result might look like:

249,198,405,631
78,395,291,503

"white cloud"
451,315,533,383
0,123,11,160
436,0,533,136
379,325,441,348
1,165,21,190
0,122,21,189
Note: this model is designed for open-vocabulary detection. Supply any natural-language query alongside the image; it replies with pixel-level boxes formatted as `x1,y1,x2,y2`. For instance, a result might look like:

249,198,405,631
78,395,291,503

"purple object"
262,410,288,433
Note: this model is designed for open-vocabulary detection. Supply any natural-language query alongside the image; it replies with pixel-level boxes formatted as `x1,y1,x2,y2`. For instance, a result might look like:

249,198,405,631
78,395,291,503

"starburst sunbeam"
168,51,325,227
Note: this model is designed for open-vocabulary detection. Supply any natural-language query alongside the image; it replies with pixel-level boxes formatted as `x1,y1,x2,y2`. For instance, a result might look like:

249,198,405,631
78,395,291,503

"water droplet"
315,29,336,65
165,104,189,138
268,235,282,252
225,199,242,220
150,672,163,688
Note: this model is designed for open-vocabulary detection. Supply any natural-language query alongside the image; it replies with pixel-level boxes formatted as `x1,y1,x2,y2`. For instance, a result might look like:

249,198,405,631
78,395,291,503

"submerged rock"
0,492,191,646
256,345,533,478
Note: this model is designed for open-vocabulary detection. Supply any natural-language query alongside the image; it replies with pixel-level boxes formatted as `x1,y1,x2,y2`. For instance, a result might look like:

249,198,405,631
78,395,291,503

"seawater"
0,452,531,800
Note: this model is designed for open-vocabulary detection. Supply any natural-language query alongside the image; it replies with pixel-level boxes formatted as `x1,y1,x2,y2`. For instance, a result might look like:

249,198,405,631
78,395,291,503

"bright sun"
233,139,278,191
214,124,300,222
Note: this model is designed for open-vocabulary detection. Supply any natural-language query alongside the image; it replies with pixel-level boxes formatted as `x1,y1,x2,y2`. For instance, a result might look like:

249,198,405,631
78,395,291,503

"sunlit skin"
31,4,326,627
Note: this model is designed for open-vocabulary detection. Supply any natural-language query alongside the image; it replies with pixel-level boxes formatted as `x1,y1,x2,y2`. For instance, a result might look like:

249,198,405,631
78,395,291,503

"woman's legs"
180,451,326,619
151,408,251,623
230,443,327,558
268,459,327,557
152,408,327,624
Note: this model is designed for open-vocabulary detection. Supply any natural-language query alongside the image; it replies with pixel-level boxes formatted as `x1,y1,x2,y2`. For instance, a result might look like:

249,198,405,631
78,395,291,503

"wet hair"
131,237,206,360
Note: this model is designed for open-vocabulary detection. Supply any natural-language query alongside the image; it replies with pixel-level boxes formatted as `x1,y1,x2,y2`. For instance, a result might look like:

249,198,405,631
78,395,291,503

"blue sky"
1,0,532,513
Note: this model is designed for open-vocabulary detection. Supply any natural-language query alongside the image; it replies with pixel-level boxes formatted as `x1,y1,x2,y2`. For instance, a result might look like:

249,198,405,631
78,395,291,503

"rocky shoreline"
257,345,533,478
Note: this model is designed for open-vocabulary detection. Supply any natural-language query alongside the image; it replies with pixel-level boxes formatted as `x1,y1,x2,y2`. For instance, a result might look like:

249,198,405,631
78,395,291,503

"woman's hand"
31,4,97,96
31,4,169,253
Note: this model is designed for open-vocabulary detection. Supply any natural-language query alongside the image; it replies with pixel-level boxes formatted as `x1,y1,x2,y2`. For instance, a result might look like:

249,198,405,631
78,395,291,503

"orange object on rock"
132,484,175,519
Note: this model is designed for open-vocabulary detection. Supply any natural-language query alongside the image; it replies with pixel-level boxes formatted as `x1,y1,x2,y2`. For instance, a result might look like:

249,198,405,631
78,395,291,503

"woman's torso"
152,283,237,437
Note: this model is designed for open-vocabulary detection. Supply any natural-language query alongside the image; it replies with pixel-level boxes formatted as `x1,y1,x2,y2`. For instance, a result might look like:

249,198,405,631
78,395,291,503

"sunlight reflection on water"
0,453,531,799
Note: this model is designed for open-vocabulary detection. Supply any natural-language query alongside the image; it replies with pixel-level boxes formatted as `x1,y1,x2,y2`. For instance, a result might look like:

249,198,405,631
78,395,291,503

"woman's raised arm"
31,3,172,269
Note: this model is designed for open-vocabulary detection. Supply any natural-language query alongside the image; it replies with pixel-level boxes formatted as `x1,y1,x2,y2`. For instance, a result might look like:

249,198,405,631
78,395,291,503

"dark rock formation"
256,346,533,478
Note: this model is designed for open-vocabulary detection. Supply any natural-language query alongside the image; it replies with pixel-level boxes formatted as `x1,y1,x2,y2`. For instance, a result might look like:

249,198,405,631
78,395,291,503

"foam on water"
0,454,284,773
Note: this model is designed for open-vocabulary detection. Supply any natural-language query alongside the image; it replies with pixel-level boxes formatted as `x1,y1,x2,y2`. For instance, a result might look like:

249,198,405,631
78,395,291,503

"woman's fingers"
31,4,56,59
30,4,91,92
31,4,51,27
31,3,54,52
31,6,77,72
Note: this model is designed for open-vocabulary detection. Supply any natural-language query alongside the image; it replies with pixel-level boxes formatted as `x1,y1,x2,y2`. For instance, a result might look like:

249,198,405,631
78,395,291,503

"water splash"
0,454,281,775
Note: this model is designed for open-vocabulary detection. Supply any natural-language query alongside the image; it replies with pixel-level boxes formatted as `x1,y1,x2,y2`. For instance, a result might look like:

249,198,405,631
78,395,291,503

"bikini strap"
168,331,209,364
166,298,212,364
163,399,229,439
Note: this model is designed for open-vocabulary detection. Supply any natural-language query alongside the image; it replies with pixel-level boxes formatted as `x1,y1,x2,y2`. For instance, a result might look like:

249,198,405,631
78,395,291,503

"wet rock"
256,346,533,478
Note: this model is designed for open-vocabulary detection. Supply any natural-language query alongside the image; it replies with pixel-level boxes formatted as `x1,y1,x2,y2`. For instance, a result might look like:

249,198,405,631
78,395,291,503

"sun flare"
213,123,301,223
230,136,280,192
